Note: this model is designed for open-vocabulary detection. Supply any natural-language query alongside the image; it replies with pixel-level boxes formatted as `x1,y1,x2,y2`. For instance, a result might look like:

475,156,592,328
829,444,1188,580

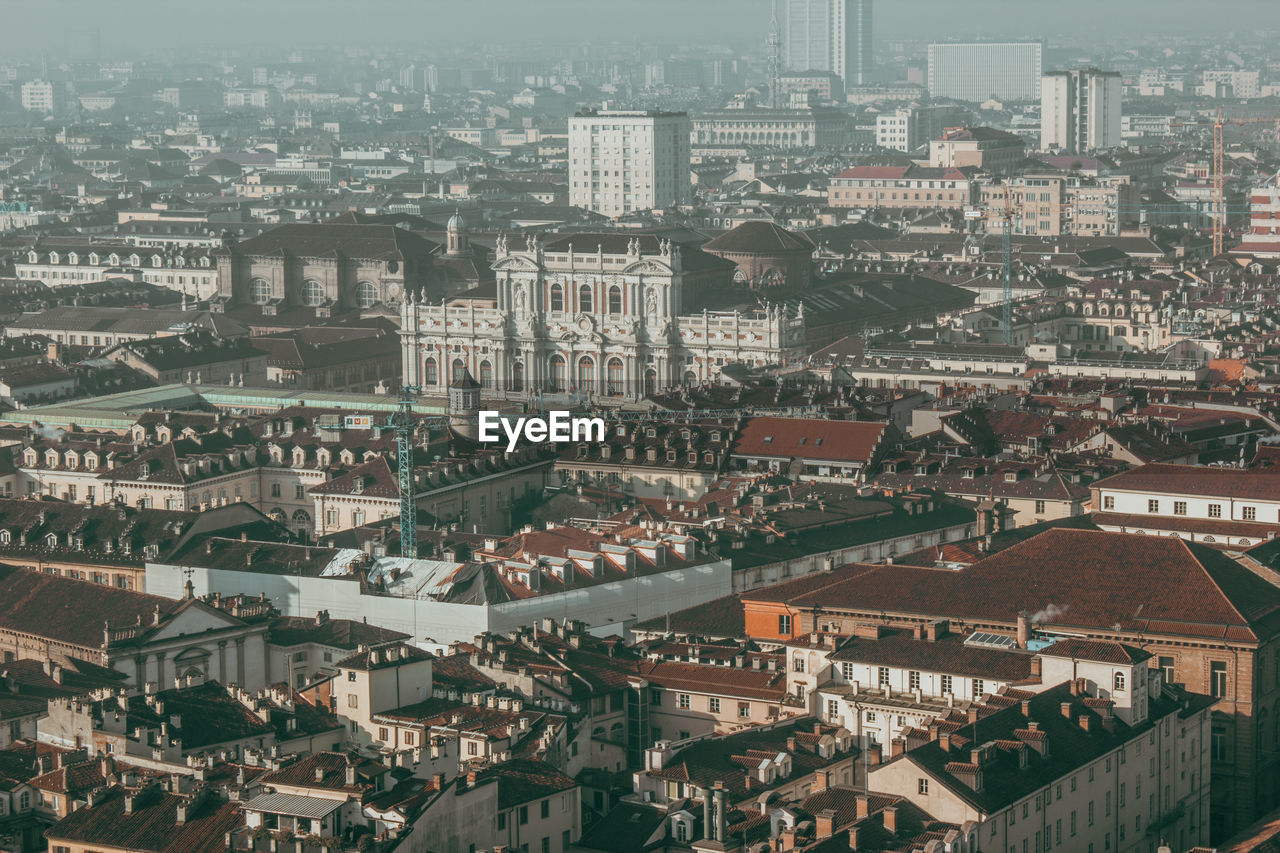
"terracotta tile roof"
779,529,1280,642
268,615,408,650
733,417,889,464
1094,463,1280,501
827,630,1035,682
701,221,815,254
260,751,387,793
44,788,243,853
1038,638,1151,665
478,758,576,809
0,563,184,650
637,660,788,701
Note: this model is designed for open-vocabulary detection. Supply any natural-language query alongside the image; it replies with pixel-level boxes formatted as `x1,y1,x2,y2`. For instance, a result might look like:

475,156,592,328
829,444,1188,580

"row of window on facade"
250,278,380,308
423,355,676,395
1102,494,1266,521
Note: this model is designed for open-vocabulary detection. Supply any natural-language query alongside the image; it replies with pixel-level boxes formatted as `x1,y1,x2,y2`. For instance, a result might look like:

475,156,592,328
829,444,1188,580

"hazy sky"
1,0,1278,57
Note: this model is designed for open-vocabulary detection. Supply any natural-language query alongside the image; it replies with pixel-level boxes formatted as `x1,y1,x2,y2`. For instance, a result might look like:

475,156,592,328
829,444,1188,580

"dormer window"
27,251,37,263
44,450,59,468
23,449,36,466
1004,471,1018,482
0,530,10,545
65,451,78,468
129,254,140,266
49,252,60,264
108,254,119,266
90,252,100,265
45,533,57,548
151,255,162,267
67,252,78,265
352,478,364,495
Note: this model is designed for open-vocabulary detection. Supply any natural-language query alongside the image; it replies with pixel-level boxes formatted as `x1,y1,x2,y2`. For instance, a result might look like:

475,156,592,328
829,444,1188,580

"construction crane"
1000,184,1015,346
389,385,422,559
322,398,827,560
1169,108,1280,255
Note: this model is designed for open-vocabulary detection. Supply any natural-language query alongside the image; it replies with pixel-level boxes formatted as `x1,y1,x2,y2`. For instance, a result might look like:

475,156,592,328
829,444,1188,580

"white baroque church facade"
399,231,806,400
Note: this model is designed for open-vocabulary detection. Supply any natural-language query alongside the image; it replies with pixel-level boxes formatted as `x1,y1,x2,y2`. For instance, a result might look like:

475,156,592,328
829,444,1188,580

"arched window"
644,368,657,396
605,358,623,395
479,360,493,388
608,285,622,315
549,283,564,312
579,283,593,313
1114,672,1126,692
302,280,325,307
684,370,697,385
424,358,438,385
451,359,466,383
577,356,595,390
355,281,377,308
549,355,565,392
269,508,287,524
251,278,271,305
510,361,524,391
292,509,311,539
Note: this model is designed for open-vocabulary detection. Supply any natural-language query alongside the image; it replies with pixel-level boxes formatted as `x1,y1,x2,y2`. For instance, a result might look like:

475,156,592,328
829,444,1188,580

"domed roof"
447,210,465,230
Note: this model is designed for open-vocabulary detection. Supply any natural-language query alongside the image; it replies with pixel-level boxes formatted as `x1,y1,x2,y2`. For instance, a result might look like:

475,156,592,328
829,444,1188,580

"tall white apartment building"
783,0,874,86
568,109,690,218
1041,68,1123,153
20,80,54,113
927,42,1043,102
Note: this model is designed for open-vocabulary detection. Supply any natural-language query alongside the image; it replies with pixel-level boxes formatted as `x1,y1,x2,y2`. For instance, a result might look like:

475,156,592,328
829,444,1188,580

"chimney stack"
1016,611,1031,649
815,808,837,840
855,794,870,819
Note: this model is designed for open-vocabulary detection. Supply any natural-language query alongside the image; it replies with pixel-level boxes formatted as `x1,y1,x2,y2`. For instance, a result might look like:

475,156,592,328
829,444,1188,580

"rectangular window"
1102,495,1114,510
519,805,528,825
841,662,855,680
827,699,840,719
1243,506,1257,521
1211,728,1227,761
941,674,953,694
678,693,690,709
1147,499,1159,513
1208,503,1222,518
1173,501,1187,516
972,678,985,697
541,800,549,819
878,666,890,686
778,614,791,635
1211,661,1227,698
650,689,661,706
793,657,805,673
909,670,921,690
378,727,388,741
347,694,358,708
1159,656,1174,683
709,697,721,713
738,702,751,719
918,778,929,794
